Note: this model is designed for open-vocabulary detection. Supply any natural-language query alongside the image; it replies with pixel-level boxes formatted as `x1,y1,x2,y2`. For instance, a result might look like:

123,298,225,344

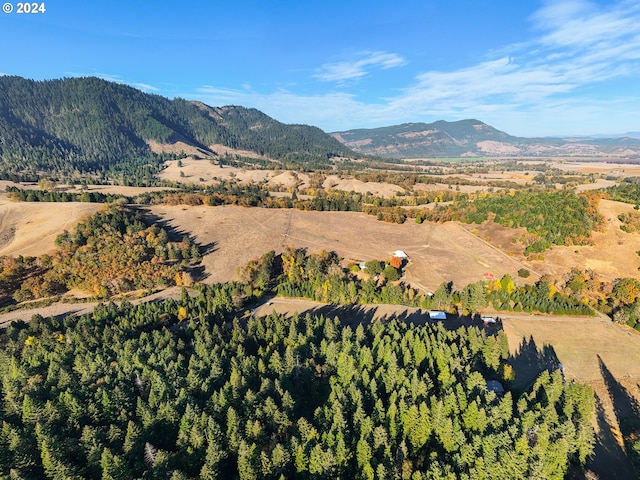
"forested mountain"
0,76,357,183
332,120,514,158
332,120,640,158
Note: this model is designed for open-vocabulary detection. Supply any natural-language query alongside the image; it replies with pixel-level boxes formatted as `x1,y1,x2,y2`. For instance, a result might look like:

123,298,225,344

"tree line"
238,249,596,318
402,190,604,253
4,193,638,322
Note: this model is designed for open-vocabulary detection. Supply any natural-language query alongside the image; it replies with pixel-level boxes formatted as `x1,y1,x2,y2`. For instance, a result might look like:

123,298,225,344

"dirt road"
0,287,184,329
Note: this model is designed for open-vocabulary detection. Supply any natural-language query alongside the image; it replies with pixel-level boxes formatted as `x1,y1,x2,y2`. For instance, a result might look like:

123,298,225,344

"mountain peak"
331,119,513,158
331,120,640,158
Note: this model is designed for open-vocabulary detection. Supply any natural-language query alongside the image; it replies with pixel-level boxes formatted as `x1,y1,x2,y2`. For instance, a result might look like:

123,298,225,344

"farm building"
481,316,496,325
428,310,447,320
393,250,408,259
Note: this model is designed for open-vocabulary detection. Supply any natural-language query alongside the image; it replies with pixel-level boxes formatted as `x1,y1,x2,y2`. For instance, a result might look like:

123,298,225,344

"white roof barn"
393,250,408,259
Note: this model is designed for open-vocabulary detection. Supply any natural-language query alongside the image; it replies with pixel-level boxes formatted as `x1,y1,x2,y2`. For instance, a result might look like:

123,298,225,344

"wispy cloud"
314,51,407,83
94,72,124,83
194,85,361,126
190,0,640,135
368,0,640,132
391,1,640,109
131,82,160,92
531,0,640,49
196,85,255,104
64,72,160,92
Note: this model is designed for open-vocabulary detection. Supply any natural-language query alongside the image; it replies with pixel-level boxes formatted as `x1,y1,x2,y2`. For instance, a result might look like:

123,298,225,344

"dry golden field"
0,193,101,257
147,204,534,291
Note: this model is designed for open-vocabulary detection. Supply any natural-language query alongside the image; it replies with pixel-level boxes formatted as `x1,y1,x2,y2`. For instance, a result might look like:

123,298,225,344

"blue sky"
1,0,639,136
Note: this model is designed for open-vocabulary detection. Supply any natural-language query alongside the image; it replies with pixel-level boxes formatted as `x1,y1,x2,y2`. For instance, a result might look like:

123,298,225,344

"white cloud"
131,83,160,92
189,0,640,135
64,72,160,92
314,51,407,82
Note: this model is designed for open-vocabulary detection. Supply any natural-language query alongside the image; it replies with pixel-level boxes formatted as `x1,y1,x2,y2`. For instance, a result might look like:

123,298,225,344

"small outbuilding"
393,250,408,259
428,310,447,320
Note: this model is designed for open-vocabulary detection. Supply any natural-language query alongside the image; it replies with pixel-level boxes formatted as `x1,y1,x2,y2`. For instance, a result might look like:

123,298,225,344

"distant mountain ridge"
587,131,640,139
332,120,640,158
0,76,357,183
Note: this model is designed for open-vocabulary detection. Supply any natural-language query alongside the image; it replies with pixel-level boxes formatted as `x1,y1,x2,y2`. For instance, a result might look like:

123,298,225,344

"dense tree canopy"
0,282,595,479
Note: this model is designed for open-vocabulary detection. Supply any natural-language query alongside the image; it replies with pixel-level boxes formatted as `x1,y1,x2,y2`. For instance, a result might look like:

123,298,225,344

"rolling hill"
332,119,640,158
0,76,358,183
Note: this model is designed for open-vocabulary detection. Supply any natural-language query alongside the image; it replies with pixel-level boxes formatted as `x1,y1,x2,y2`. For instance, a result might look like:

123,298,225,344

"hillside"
332,119,640,158
0,76,357,183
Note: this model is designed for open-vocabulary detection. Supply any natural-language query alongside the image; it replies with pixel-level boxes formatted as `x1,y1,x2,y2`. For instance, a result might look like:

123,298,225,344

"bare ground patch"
323,175,405,197
554,160,640,177
0,194,102,257
157,157,310,188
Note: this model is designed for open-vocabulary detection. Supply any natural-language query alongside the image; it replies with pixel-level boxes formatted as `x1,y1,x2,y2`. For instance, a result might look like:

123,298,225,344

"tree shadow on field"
304,304,377,327
381,308,430,326
589,355,640,479
587,389,637,480
137,207,218,254
188,264,210,282
508,336,560,395
285,305,507,334
599,355,640,439
280,304,430,329
135,208,217,284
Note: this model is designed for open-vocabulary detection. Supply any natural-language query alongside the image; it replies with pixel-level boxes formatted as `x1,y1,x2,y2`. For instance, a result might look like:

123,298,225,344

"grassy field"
0,194,101,257
147,204,534,291
3,186,640,291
